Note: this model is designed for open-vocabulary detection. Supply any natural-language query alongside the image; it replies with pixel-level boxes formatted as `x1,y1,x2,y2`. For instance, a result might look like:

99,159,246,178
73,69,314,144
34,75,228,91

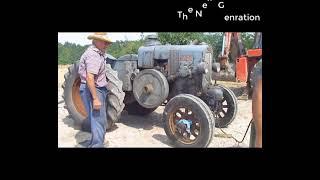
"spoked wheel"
170,107,200,144
163,94,214,147
211,84,238,128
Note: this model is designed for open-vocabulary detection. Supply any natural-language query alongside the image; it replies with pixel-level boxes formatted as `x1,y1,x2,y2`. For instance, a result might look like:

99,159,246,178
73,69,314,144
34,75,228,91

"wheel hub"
169,107,200,144
176,119,192,135
133,69,169,109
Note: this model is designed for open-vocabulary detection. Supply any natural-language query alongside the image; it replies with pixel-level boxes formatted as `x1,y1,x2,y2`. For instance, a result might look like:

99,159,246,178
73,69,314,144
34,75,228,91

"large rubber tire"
214,84,238,128
183,94,215,146
105,63,126,123
62,62,125,132
163,94,214,147
124,101,157,115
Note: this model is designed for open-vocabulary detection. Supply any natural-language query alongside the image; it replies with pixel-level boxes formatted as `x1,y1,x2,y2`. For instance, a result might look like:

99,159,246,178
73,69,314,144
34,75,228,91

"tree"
157,32,224,61
240,32,255,50
103,39,145,58
198,32,224,61
58,42,87,65
157,32,203,45
58,32,255,65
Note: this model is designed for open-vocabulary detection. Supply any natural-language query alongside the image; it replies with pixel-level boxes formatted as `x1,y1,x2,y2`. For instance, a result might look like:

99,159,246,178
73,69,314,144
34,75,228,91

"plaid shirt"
78,45,108,87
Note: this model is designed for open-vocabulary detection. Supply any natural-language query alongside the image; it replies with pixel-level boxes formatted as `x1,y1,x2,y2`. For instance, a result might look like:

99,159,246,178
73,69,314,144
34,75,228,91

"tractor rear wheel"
62,62,125,132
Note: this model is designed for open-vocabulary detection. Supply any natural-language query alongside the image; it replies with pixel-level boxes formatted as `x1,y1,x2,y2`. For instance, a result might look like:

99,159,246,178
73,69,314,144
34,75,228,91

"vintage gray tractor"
62,35,238,147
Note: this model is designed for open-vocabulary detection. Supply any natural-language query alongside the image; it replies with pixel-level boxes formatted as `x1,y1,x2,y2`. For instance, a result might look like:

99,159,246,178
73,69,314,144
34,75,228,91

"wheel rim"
168,107,201,144
72,77,87,117
209,86,236,125
213,98,229,119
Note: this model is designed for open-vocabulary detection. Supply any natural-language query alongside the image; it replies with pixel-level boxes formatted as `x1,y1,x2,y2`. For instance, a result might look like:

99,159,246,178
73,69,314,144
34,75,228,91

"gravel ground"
58,65,253,148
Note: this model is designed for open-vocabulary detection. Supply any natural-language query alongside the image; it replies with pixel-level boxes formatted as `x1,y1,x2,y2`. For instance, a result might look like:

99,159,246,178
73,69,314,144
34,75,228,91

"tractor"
62,35,238,147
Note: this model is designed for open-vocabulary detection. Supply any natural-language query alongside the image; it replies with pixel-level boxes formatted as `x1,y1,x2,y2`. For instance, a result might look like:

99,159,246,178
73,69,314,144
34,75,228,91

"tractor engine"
137,43,214,99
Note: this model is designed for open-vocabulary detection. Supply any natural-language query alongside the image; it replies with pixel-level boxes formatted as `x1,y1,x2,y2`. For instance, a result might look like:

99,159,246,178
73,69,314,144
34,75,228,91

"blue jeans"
80,83,108,148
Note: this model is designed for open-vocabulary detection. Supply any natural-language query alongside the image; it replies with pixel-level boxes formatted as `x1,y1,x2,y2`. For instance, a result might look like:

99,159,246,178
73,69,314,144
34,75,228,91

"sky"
58,32,156,46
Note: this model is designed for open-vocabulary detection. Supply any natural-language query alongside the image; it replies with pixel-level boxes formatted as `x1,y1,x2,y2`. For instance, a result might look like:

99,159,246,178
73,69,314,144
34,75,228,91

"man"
251,60,262,148
78,33,112,148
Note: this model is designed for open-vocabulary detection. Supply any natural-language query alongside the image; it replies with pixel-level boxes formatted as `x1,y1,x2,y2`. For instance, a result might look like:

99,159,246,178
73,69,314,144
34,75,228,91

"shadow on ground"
118,108,164,130
229,86,246,97
75,131,91,147
62,115,79,130
61,116,90,147
152,134,172,147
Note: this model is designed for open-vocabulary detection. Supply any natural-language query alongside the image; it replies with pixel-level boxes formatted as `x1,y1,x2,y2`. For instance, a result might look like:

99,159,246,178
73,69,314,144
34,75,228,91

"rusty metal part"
168,107,200,144
168,49,179,77
133,69,169,109
143,84,154,94
218,55,229,70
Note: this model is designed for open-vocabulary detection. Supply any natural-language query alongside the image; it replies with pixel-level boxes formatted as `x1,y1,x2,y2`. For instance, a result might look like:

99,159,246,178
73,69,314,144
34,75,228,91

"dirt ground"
58,65,253,148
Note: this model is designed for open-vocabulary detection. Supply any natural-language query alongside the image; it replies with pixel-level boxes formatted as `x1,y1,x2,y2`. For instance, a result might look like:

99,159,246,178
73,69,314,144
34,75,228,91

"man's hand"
93,98,102,110
86,72,101,110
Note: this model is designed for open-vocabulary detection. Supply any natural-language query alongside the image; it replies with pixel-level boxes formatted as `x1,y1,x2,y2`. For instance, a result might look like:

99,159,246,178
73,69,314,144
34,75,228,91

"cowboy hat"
87,32,113,43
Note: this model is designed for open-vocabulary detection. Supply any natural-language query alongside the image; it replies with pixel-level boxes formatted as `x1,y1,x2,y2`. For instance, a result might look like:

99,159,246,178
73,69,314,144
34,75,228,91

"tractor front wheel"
163,94,215,147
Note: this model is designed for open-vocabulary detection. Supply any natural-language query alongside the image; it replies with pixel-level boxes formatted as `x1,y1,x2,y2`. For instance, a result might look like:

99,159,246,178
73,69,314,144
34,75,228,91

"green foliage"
157,32,203,45
58,40,144,64
58,42,88,65
58,33,256,65
240,32,255,50
157,32,223,60
156,32,254,61
198,32,224,60
107,40,144,58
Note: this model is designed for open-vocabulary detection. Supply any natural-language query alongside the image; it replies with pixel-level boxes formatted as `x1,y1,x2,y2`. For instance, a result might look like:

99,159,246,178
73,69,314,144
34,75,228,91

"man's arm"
86,72,101,110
